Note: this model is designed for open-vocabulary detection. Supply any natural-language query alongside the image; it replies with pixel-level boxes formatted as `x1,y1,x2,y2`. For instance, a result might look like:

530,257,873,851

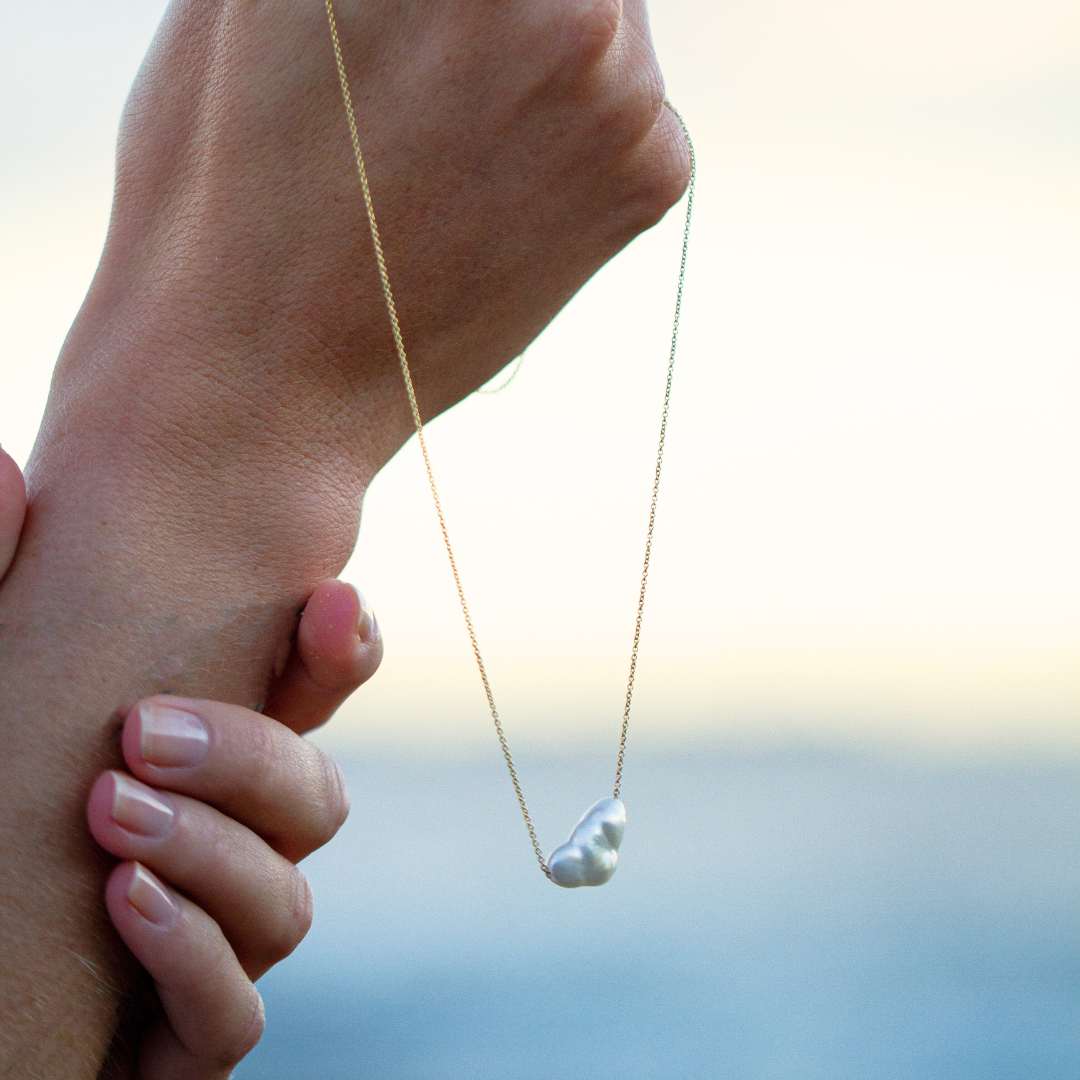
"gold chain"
325,0,695,876
475,351,527,395
614,107,695,800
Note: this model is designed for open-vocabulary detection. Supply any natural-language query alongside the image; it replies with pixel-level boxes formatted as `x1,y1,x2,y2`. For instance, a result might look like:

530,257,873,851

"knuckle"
620,55,668,148
258,868,314,968
244,710,280,792
610,107,691,239
545,0,624,78
630,139,691,232
575,0,622,57
281,869,315,958
310,749,351,846
217,987,266,1068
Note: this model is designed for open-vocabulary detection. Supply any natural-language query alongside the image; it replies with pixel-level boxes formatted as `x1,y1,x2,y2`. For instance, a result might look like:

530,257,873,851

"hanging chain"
613,105,695,799
324,0,548,876
324,0,694,872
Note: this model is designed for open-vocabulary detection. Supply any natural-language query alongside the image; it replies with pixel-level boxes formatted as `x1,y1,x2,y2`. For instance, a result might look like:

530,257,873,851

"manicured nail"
127,863,180,928
348,584,378,643
111,773,174,838
138,700,210,767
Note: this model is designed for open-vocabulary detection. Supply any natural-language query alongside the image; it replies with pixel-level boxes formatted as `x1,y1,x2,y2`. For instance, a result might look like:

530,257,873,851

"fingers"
89,772,312,978
263,579,383,734
105,862,264,1080
0,446,26,582
90,687,357,1077
119,696,349,862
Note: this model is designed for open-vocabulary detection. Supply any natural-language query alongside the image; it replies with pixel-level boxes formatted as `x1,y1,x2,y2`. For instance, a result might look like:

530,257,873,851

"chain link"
475,351,527,395
325,0,694,875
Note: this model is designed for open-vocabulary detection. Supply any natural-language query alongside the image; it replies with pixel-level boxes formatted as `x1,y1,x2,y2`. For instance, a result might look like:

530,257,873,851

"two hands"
0,0,689,1070
0,447,374,1079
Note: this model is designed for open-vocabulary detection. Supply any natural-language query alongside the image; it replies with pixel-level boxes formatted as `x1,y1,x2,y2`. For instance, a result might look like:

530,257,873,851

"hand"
87,581,381,1079
68,0,692,498
2,449,376,1077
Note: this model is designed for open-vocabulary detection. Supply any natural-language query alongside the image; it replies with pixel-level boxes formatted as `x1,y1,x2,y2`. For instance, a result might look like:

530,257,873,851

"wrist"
32,241,409,577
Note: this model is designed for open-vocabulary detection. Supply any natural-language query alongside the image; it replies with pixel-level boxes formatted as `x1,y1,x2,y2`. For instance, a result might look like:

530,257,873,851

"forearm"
0,383,364,1076
0,140,374,1080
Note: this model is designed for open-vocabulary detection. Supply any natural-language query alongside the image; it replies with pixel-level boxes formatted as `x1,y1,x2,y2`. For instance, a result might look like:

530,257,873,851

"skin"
90,598,379,1080
0,0,689,1074
0,448,25,575
1,448,381,1077
90,608,381,1080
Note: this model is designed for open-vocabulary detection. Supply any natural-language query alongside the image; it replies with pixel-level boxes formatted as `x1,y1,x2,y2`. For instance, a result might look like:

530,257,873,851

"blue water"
237,746,1079,1079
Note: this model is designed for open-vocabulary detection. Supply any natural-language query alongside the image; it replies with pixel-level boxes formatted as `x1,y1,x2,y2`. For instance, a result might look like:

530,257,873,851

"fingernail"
111,773,174,838
348,584,378,643
138,701,210,767
127,863,180,928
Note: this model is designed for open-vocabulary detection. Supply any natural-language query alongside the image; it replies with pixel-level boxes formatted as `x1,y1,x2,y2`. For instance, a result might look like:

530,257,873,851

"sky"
2,0,1079,756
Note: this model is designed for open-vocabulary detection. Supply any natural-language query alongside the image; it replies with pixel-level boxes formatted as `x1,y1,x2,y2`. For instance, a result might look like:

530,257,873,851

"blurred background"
2,1,1078,1076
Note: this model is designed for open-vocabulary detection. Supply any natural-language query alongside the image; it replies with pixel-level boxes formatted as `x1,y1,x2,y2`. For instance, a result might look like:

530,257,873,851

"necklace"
325,1,695,887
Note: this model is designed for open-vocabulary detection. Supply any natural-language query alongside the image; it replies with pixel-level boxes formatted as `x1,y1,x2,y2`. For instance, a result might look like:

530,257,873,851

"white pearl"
547,798,625,888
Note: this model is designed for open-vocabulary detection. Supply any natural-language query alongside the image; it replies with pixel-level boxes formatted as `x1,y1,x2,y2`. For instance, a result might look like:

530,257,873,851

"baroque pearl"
547,798,626,888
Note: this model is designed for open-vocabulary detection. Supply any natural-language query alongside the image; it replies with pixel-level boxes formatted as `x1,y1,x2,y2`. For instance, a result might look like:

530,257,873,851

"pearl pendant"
547,798,626,888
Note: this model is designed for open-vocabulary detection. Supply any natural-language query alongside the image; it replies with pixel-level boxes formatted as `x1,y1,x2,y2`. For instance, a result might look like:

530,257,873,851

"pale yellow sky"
2,1,1079,755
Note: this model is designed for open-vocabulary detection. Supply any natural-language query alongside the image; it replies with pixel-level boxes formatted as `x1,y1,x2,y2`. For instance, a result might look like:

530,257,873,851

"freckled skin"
0,0,688,1074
